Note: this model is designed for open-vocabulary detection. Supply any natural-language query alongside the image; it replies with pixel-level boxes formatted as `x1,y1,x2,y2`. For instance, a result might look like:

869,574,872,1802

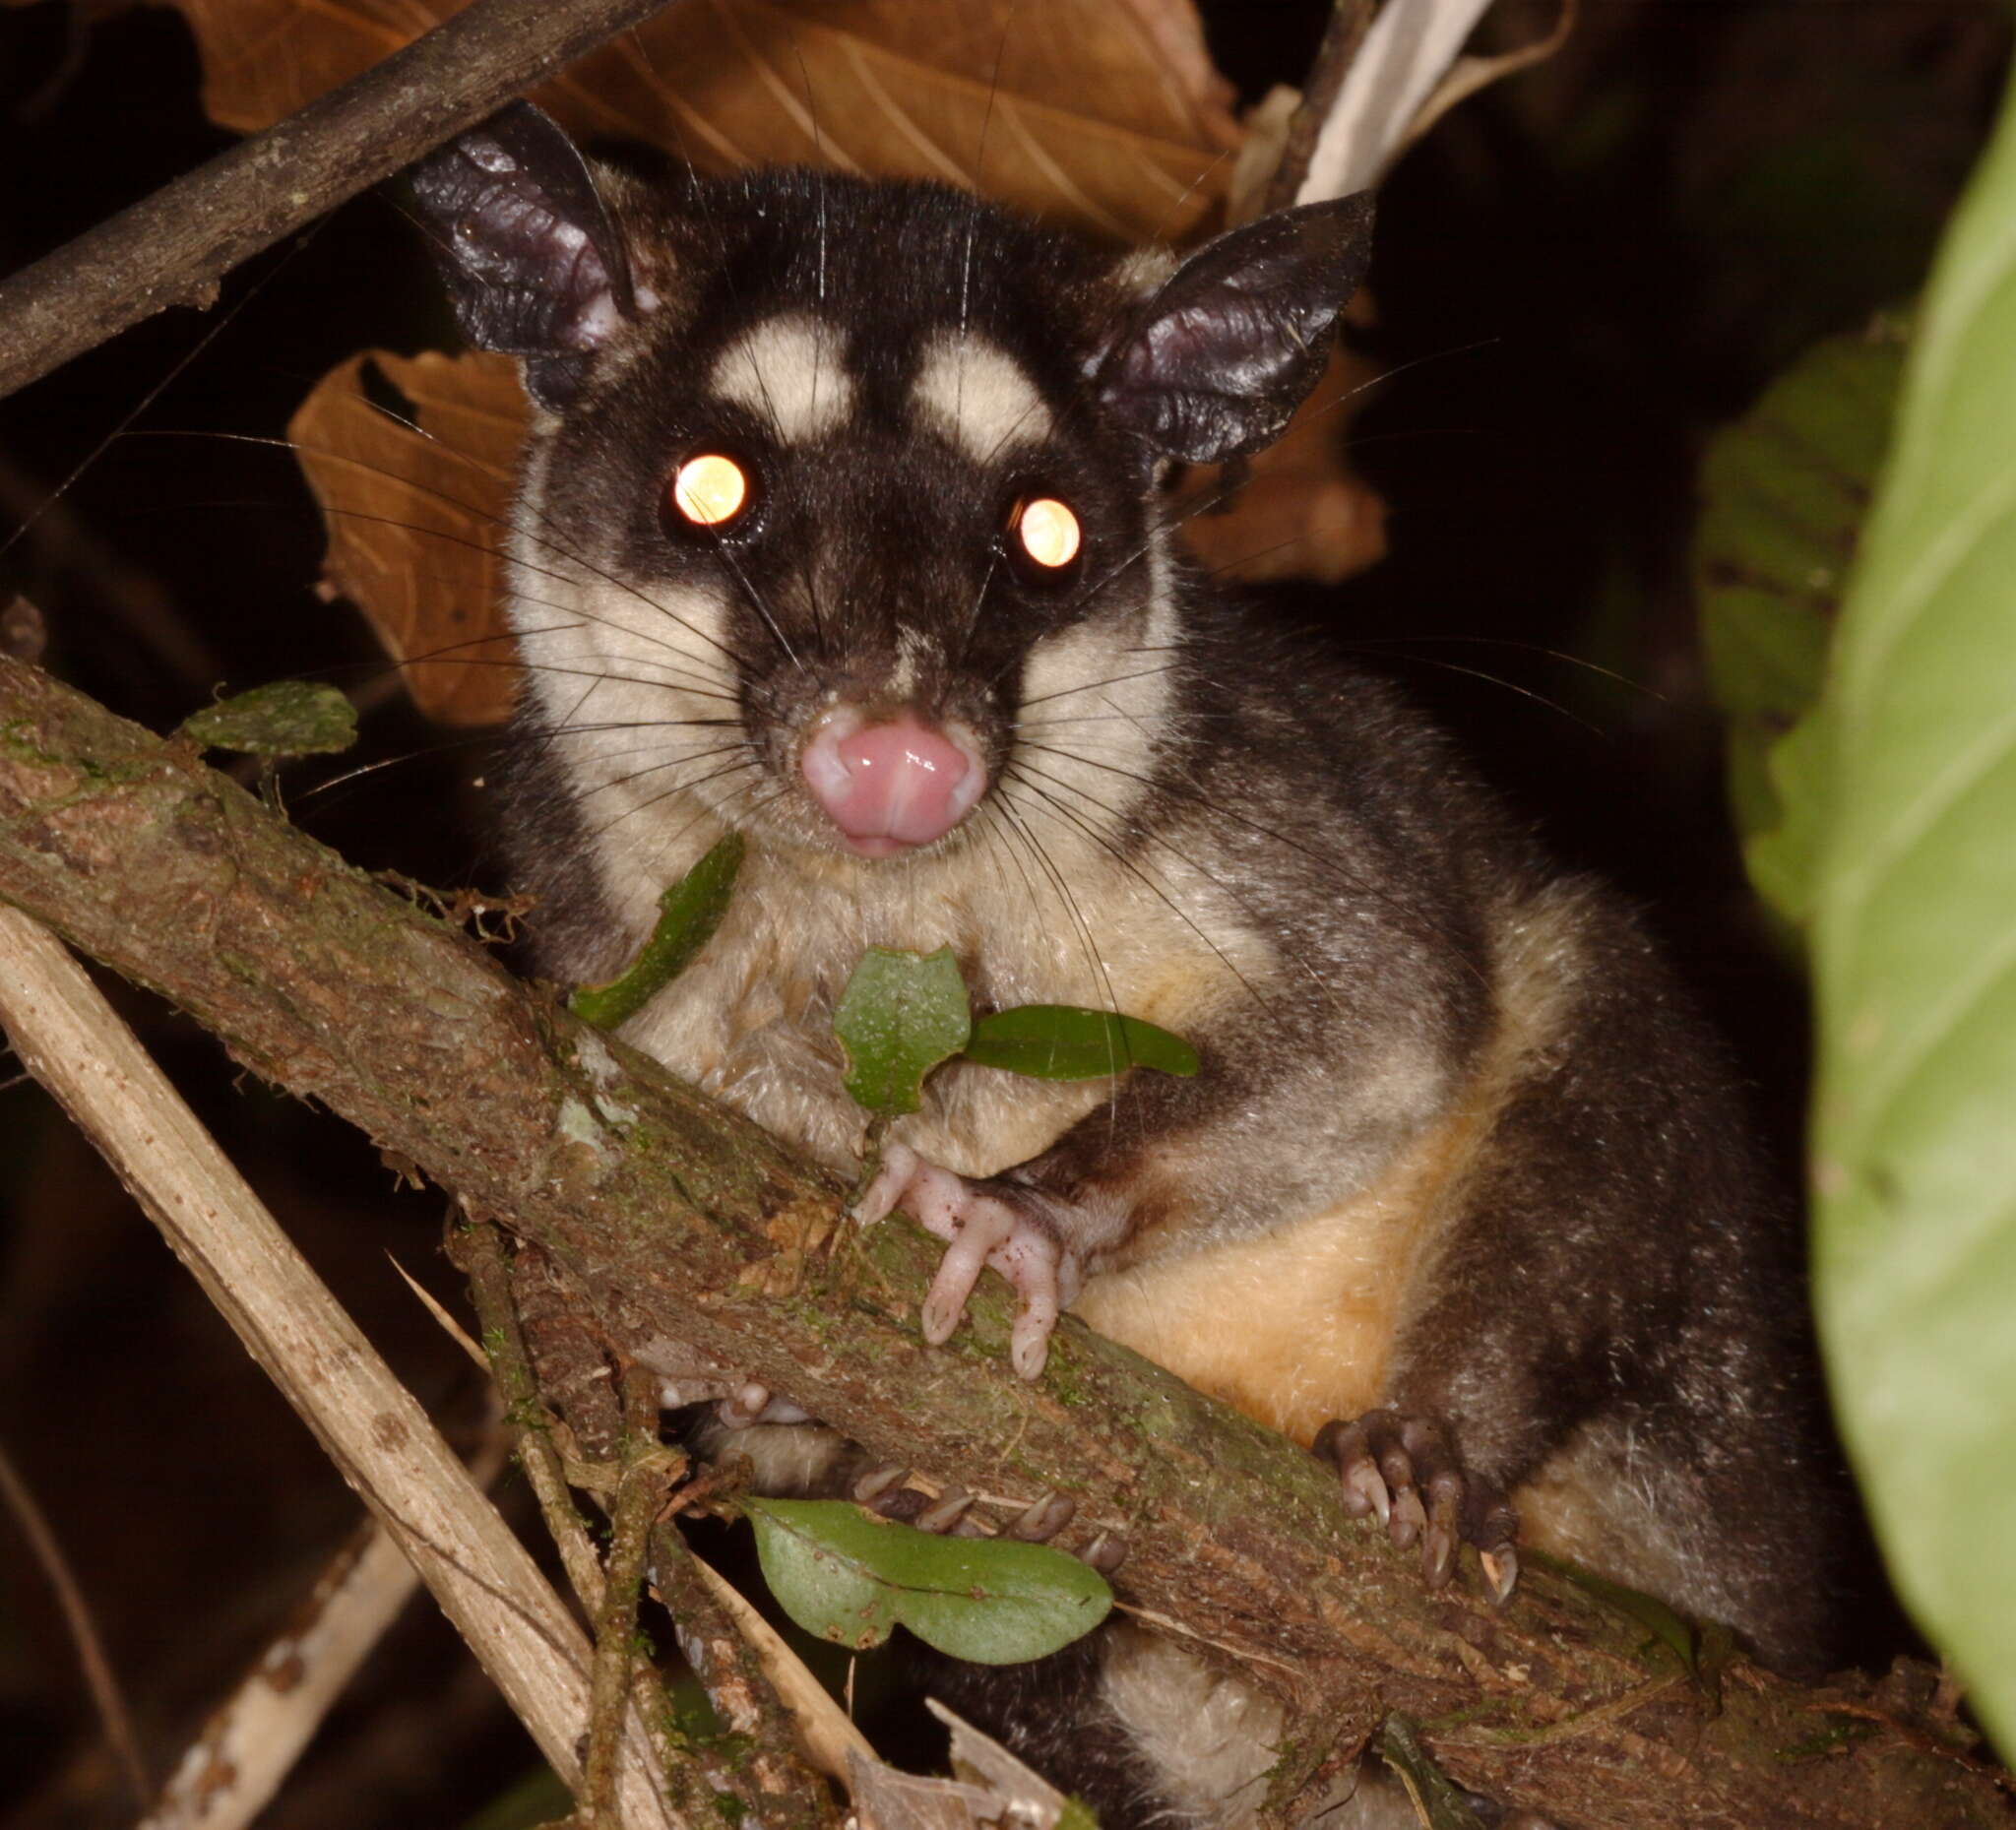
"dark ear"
1095,193,1374,465
406,101,636,410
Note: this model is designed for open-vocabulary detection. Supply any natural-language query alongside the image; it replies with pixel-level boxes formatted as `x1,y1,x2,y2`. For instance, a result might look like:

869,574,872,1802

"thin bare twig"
464,1223,791,1827
0,905,680,1830
662,1534,872,1792
1263,0,1376,213
140,1423,502,1830
0,0,676,402
465,1220,611,1610
585,1368,678,1825
0,1429,150,1810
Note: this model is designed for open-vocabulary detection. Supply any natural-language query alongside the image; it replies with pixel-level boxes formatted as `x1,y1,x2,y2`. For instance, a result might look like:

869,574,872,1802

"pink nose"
800,713,986,855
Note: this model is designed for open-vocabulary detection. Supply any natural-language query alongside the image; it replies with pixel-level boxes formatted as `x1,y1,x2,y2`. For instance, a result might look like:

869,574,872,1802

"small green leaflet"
570,833,744,1030
179,680,357,756
965,1005,1199,1081
833,947,972,1115
744,1496,1111,1665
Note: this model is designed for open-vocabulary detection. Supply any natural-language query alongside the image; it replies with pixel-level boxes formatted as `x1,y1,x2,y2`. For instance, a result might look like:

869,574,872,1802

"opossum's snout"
799,705,988,855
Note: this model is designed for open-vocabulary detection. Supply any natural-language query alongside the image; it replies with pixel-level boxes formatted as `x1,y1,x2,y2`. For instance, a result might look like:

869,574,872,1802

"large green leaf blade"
1810,65,2016,1757
744,1498,1111,1665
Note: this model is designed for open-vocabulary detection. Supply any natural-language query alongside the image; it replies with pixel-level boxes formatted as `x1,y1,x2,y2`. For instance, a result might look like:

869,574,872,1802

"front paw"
854,1144,1084,1379
1314,1409,1520,1603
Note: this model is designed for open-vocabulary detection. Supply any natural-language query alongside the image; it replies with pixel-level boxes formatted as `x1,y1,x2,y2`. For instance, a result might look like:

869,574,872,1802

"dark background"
0,2,2007,1822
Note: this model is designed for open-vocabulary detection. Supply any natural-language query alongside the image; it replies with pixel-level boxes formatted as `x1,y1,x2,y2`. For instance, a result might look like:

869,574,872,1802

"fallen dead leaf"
288,348,525,726
171,0,1237,242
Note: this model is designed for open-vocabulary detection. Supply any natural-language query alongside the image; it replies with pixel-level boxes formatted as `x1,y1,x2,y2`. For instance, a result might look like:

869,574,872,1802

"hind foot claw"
1315,1409,1519,1601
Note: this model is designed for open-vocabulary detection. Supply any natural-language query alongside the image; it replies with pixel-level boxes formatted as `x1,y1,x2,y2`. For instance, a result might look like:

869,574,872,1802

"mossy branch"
0,653,2002,1830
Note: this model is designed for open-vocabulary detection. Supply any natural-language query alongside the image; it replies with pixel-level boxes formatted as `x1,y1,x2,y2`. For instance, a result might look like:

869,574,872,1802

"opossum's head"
408,105,1370,868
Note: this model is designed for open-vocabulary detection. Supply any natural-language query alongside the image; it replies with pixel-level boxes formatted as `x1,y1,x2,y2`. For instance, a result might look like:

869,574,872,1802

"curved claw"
1007,1491,1077,1543
1083,1531,1128,1575
920,1196,1019,1345
1422,1476,1465,1590
852,1143,922,1227
916,1486,976,1534
1480,1546,1520,1607
1389,1483,1427,1552
851,1464,910,1505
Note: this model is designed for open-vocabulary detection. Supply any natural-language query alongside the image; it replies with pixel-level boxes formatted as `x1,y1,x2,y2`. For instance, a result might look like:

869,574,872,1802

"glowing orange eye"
1015,496,1081,570
670,453,750,528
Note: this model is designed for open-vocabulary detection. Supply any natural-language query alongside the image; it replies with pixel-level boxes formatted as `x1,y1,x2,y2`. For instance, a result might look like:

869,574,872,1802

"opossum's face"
408,108,1370,871
519,176,1171,861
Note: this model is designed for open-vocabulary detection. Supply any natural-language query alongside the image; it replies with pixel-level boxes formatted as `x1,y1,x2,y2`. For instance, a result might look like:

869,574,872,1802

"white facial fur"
507,438,745,944
709,313,852,442
1011,532,1177,838
911,330,1053,462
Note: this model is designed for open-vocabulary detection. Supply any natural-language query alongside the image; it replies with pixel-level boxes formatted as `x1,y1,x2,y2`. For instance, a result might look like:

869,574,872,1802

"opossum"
407,102,1849,1827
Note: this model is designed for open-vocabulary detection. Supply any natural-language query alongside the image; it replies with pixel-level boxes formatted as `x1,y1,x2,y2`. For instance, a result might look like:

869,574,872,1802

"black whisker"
121,427,749,682
1,230,321,563
988,782,1128,1020
1002,761,1284,1022
1014,734,1490,993
582,754,764,849
1015,663,1179,712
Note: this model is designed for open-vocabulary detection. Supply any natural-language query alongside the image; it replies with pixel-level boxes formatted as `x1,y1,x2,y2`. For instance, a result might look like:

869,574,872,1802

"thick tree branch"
0,653,2005,1829
0,0,675,402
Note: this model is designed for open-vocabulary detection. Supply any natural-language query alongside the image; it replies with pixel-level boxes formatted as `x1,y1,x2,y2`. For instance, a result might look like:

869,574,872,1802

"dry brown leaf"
171,0,1237,242
1175,347,1388,586
287,348,525,726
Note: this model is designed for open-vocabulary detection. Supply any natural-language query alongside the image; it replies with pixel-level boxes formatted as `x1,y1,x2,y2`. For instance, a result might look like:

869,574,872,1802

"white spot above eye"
912,332,1052,463
709,314,851,442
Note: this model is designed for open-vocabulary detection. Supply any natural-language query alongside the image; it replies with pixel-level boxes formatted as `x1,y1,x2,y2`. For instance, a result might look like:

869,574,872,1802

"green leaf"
1695,313,1908,926
569,833,743,1031
178,680,357,756
964,1006,1199,1080
1808,64,2016,1761
833,947,972,1115
744,1497,1111,1665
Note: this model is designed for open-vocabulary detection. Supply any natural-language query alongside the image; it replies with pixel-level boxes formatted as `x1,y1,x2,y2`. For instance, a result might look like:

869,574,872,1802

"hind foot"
1314,1409,1519,1602
849,1463,1127,1573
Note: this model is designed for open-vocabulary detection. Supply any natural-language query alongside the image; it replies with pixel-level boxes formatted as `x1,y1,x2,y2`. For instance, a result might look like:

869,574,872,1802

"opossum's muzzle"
797,703,987,856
